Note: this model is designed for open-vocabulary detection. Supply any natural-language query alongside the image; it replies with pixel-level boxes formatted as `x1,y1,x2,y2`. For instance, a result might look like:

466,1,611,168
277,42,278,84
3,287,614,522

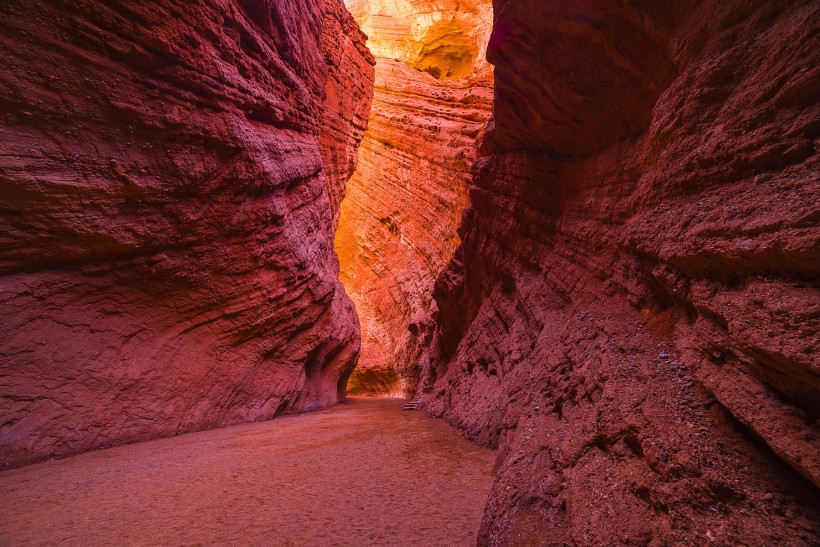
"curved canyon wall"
0,0,373,469
421,0,820,544
337,0,493,395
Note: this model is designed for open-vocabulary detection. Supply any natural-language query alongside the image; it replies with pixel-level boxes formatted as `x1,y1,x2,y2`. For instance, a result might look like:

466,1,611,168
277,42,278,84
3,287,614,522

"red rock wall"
421,0,820,544
321,0,375,222
336,0,493,396
0,0,373,468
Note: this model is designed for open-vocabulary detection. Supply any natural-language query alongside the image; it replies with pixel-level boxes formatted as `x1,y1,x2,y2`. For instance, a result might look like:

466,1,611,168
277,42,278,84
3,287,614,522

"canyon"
0,0,818,545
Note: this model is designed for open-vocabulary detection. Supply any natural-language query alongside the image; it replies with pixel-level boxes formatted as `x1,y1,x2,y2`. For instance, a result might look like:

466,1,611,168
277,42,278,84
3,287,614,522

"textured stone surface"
345,0,493,80
337,0,492,395
0,0,373,468
420,0,820,544
322,0,376,221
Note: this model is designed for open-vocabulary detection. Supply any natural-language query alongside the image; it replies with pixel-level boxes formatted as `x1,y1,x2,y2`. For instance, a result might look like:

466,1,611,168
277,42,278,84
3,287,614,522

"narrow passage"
0,398,495,546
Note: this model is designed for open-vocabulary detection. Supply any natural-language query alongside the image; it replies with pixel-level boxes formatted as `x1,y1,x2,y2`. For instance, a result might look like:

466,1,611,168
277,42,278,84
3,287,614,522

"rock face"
0,0,373,468
345,0,493,80
420,0,820,544
337,0,493,395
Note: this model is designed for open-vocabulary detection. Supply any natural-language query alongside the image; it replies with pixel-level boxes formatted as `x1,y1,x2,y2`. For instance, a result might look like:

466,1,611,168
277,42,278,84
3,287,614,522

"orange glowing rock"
337,0,493,395
345,0,492,80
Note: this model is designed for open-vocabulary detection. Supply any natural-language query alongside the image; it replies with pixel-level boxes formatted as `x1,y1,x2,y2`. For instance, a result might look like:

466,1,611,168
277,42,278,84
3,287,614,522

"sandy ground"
0,398,495,546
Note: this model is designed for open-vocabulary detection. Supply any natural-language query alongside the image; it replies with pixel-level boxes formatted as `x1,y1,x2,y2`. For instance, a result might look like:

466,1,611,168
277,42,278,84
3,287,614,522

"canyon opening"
0,1,818,546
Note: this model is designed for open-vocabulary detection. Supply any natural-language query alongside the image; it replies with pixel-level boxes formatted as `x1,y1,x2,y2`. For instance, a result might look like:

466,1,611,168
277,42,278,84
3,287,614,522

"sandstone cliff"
337,0,493,395
0,0,373,468
420,0,820,544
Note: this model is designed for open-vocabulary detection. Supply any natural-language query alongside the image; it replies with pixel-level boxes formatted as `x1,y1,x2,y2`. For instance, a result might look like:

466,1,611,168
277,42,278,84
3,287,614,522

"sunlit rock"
345,0,492,80
338,0,493,396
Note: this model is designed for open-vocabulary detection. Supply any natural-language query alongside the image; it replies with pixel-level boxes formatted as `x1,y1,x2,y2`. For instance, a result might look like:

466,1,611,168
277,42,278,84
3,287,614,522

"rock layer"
421,0,820,544
0,0,373,468
337,0,493,395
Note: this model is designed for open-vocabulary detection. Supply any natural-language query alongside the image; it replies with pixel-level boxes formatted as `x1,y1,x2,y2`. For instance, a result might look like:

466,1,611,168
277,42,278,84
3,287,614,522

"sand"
0,398,495,546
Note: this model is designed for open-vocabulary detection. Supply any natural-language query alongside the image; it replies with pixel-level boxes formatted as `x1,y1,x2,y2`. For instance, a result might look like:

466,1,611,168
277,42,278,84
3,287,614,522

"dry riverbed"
0,398,495,546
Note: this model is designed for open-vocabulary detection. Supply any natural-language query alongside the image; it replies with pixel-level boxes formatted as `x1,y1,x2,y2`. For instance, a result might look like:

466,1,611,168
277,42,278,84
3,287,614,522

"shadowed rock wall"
420,0,820,544
0,0,373,468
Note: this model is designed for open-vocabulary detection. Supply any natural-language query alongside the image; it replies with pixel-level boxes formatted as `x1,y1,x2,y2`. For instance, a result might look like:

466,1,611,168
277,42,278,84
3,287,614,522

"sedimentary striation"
420,0,820,544
0,0,373,468
337,0,493,395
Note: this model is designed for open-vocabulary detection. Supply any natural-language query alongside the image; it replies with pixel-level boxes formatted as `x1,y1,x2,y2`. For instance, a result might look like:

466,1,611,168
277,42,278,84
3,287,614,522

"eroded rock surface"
420,0,820,544
345,0,493,80
337,0,493,395
0,0,373,468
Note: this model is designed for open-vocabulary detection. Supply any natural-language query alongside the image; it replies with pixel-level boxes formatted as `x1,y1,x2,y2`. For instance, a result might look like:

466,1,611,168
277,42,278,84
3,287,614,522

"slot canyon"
0,0,818,545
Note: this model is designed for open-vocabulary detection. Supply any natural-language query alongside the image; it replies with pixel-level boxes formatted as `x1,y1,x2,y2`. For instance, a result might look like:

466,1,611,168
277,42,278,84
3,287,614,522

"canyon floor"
0,398,495,546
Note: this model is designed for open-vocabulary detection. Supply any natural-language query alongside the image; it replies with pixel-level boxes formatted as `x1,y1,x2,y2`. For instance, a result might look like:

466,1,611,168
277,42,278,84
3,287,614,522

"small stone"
659,352,670,359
